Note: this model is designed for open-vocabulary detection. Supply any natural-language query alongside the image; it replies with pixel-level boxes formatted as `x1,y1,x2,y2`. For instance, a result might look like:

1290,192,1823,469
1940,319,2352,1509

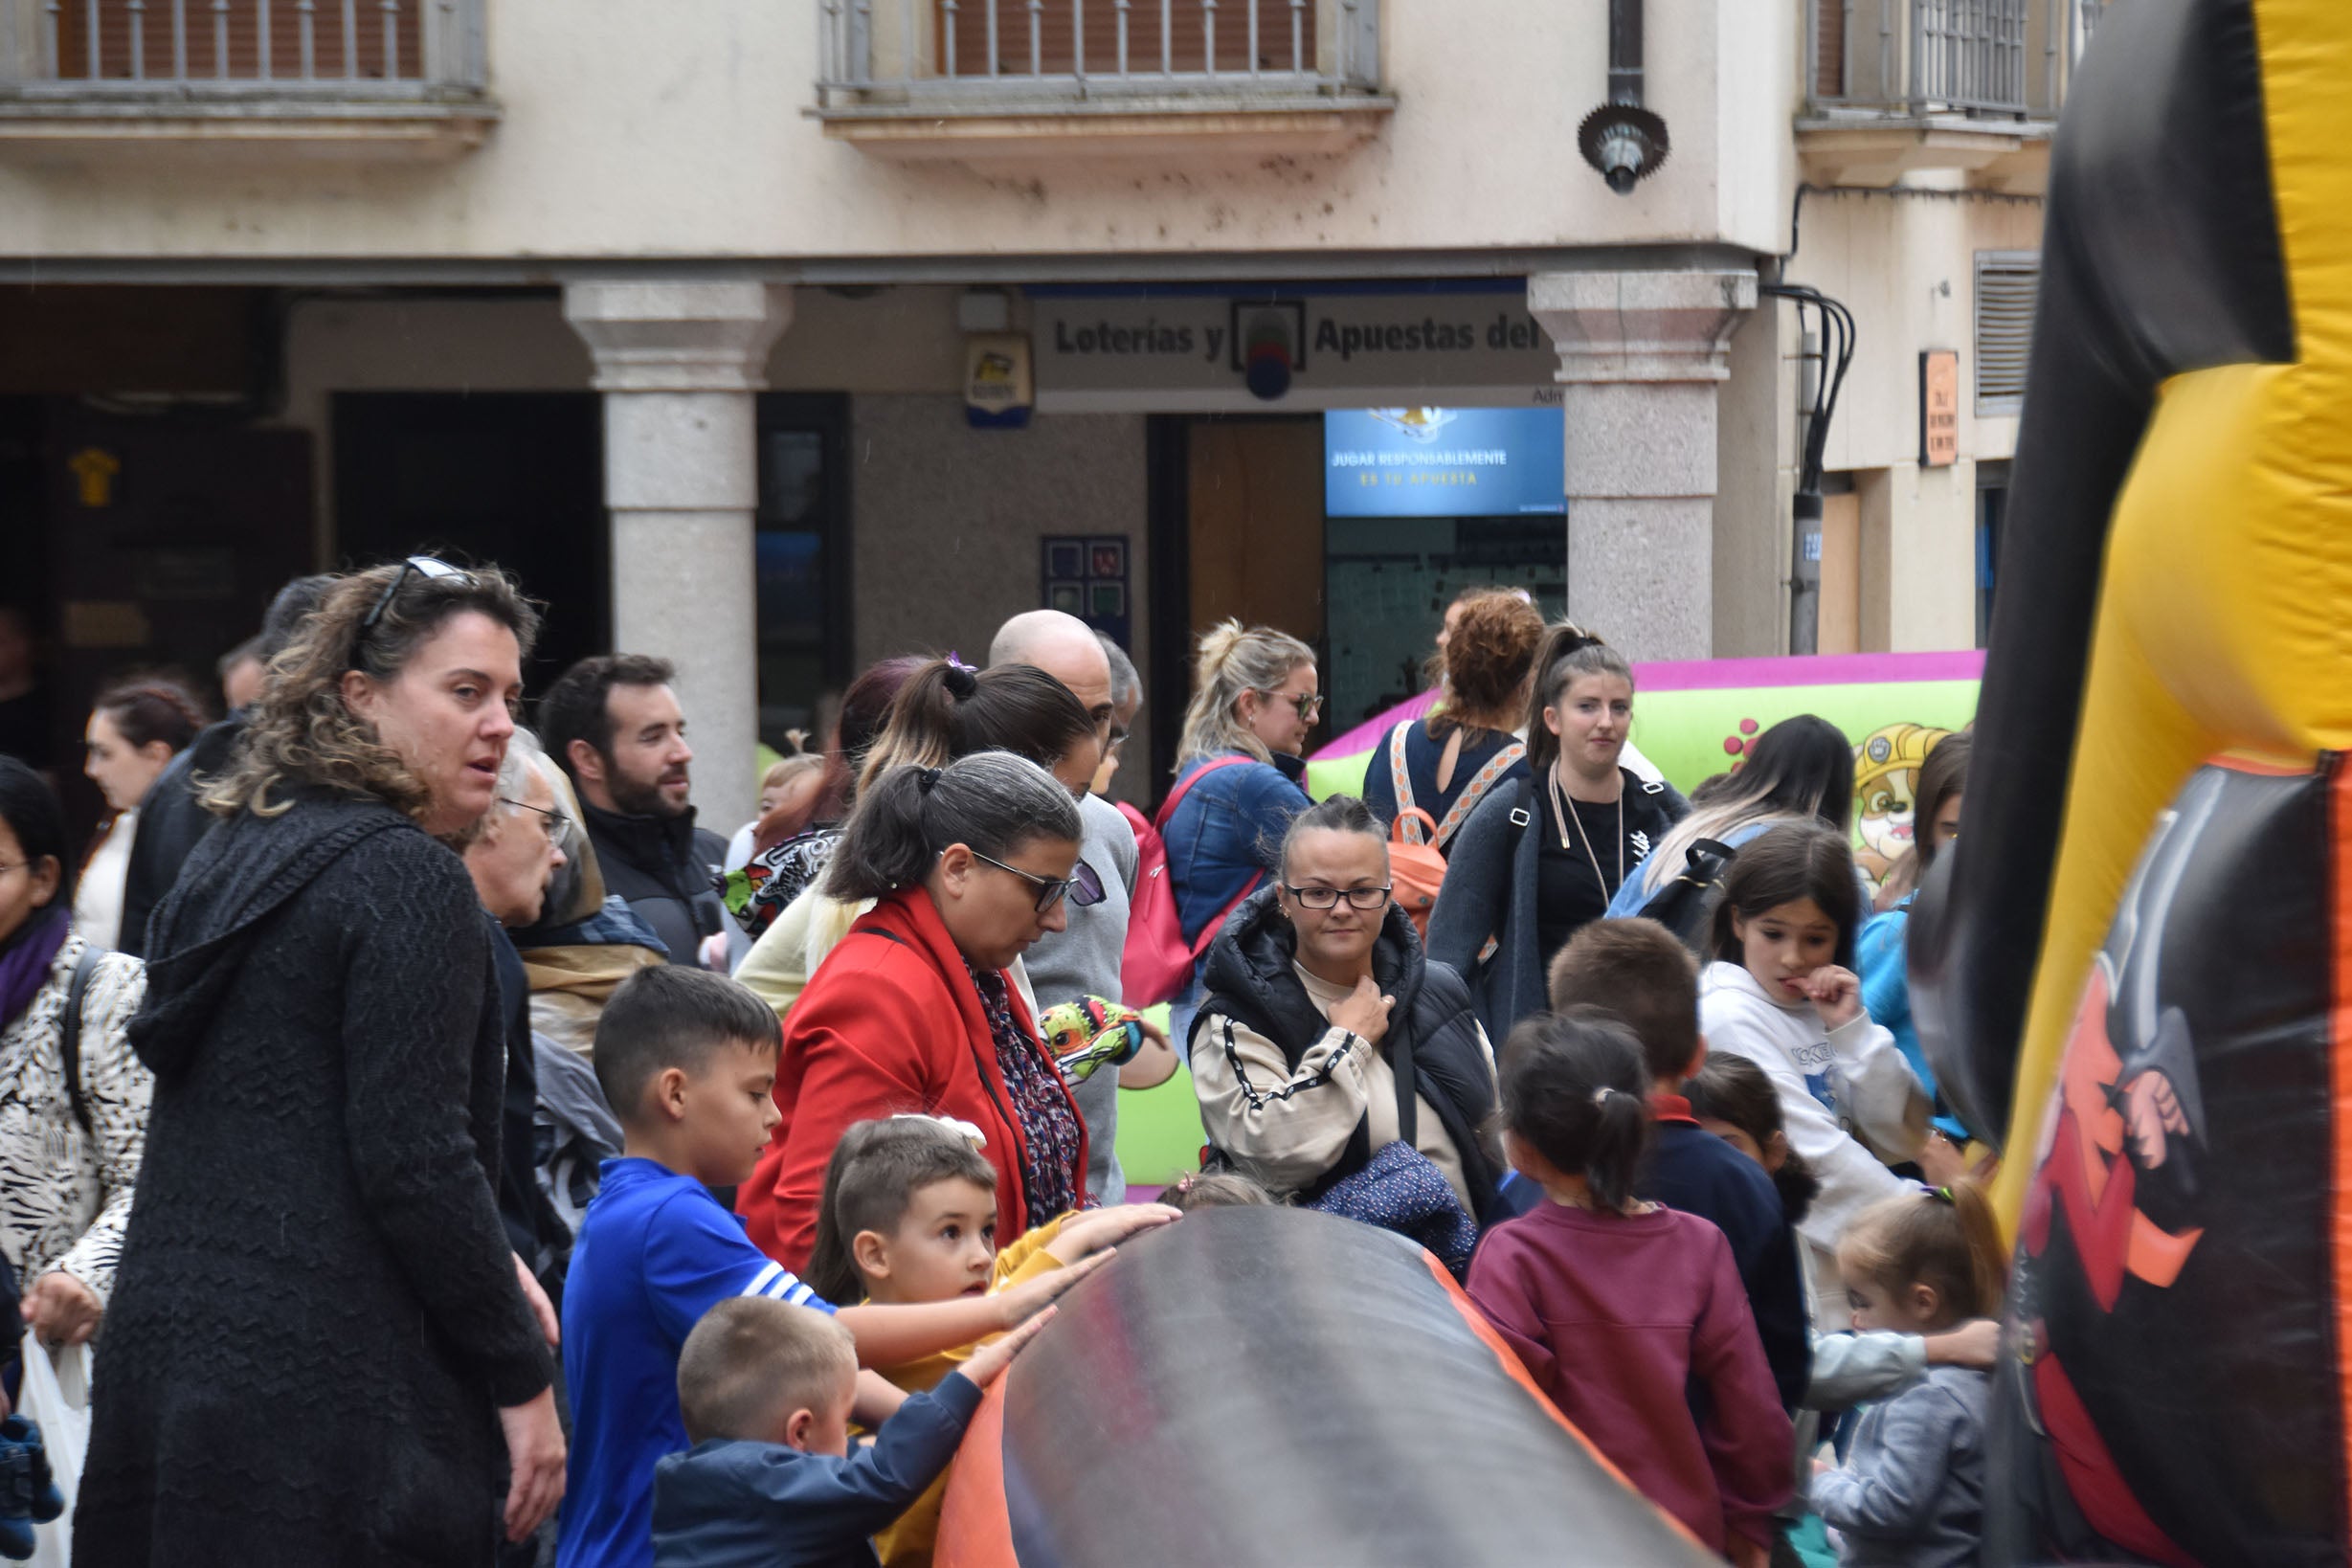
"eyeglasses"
1257,690,1324,721
501,796,573,851
360,555,475,639
1284,884,1392,910
970,850,1106,913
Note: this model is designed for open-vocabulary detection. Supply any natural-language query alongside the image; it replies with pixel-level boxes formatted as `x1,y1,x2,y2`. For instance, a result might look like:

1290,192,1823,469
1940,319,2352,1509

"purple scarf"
0,906,69,1035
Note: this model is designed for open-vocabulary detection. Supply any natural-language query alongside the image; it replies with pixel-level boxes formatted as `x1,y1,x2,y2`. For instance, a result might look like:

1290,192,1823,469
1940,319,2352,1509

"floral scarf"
964,960,1085,1226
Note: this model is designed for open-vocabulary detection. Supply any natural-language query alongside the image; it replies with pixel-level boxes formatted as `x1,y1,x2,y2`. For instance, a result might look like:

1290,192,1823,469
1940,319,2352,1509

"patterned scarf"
964,960,1085,1226
0,906,69,1035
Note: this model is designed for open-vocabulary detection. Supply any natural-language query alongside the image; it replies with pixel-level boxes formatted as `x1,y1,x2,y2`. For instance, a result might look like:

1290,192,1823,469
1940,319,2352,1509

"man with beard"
540,653,733,971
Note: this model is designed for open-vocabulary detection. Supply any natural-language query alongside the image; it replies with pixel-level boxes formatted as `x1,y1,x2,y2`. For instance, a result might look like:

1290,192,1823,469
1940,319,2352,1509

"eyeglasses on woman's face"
1284,884,1392,911
970,851,1106,913
500,795,573,851
1257,689,1324,722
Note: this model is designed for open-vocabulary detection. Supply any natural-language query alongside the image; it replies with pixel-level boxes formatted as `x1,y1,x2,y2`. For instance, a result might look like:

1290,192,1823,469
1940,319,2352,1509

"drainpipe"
1579,0,1669,193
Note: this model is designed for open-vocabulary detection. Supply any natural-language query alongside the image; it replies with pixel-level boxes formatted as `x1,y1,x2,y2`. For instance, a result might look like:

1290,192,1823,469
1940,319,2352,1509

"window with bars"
938,0,1318,79
46,0,429,84
1974,251,2039,416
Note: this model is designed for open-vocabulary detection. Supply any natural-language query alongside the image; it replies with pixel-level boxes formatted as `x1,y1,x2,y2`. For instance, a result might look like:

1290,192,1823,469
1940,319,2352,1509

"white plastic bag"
15,1341,91,1568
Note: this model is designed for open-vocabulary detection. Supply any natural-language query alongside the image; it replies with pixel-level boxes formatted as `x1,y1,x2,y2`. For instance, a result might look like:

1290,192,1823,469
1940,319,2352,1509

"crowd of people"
0,569,1996,1566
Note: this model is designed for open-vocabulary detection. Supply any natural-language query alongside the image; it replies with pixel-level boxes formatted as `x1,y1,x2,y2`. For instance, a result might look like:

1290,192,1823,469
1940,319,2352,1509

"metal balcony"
814,0,1393,162
1799,0,2097,190
0,0,494,154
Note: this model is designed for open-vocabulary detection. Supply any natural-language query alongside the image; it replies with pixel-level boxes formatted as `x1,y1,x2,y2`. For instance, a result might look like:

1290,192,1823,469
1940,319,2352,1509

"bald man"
991,609,1137,1202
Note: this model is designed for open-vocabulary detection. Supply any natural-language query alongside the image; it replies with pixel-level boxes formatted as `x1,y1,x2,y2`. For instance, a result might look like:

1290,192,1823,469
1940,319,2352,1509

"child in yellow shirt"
803,1115,1179,1566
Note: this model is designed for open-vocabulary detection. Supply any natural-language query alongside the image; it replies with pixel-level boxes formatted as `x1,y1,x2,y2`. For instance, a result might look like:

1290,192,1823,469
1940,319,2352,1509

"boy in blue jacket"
653,1296,1052,1568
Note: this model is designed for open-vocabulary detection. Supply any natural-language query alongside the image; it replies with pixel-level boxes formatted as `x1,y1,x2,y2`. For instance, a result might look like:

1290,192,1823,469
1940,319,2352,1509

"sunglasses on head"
969,850,1107,913
360,555,476,641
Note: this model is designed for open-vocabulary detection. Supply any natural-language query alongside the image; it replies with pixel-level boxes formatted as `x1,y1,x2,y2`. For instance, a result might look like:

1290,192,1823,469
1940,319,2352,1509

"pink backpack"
1119,756,1260,1008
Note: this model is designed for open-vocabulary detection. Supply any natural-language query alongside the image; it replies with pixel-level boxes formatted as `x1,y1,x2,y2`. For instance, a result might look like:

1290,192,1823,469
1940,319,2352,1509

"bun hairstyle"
94,678,207,755
1524,623,1634,778
1496,1007,1651,1215
805,1116,999,1305
856,658,1096,797
1434,590,1546,739
1176,619,1316,767
1276,794,1388,885
1837,1181,2008,1322
1683,1051,1821,1224
824,750,1083,904
1708,819,1865,970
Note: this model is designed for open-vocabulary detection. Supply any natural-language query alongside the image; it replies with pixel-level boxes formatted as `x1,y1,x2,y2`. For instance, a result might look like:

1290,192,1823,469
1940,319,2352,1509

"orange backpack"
1383,721,1525,939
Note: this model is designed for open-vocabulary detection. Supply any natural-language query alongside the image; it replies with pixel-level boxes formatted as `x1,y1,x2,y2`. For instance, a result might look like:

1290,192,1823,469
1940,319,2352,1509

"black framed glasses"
361,555,475,638
1284,884,1392,910
971,851,1106,913
1258,689,1324,721
501,796,573,851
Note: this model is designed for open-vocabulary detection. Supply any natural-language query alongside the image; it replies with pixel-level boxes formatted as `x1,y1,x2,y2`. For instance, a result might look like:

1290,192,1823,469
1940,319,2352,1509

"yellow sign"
1919,349,1960,468
965,333,1034,428
68,447,121,507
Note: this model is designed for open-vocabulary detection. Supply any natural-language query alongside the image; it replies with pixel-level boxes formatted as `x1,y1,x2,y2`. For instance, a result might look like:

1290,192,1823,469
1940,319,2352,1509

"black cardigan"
80,791,550,1567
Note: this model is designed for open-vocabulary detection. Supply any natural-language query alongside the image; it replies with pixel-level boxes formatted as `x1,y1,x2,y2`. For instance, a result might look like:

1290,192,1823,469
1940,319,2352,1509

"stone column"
1528,269,1758,662
563,280,792,831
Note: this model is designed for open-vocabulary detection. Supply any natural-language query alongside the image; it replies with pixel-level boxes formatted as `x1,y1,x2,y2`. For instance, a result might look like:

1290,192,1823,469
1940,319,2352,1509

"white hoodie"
1698,960,1927,1257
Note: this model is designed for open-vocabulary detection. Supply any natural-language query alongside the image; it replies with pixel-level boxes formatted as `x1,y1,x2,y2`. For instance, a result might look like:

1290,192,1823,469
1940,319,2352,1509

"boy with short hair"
559,967,1102,1568
651,1297,1052,1568
1537,919,1810,1408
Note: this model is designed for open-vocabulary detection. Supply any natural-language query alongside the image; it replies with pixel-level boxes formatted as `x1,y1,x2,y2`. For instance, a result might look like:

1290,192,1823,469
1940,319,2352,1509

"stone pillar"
1528,269,1758,662
563,280,792,832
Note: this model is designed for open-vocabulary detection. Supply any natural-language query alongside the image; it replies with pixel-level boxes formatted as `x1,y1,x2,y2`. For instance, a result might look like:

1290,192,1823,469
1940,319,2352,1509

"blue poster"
1324,407,1565,518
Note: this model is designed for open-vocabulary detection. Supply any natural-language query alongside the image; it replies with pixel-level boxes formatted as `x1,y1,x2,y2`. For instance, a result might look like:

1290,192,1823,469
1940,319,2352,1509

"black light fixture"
1579,0,1669,193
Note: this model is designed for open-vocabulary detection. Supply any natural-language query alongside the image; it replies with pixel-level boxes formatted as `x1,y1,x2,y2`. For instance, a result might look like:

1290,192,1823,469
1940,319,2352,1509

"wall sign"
965,333,1034,429
1042,535,1131,647
1919,349,1960,468
1032,288,1559,412
1325,408,1566,519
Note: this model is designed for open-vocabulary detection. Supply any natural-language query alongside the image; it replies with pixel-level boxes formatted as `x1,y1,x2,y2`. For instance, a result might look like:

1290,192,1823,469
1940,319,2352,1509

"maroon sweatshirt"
1467,1201,1795,1553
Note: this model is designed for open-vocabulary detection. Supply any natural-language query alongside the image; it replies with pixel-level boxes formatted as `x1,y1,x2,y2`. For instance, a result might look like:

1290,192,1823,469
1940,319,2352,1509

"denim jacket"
1162,750,1312,945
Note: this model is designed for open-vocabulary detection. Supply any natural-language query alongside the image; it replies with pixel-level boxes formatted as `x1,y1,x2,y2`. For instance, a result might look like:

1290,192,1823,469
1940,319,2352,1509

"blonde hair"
676,1297,856,1445
1176,619,1315,767
200,561,539,825
1837,1182,2008,1323
761,752,824,795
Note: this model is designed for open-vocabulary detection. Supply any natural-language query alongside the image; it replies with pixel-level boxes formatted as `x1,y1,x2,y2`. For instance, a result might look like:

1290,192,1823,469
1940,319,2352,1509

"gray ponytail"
823,750,1083,902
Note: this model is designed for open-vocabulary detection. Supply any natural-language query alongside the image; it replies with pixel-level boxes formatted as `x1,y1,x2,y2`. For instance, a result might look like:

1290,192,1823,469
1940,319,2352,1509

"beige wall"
0,0,1795,261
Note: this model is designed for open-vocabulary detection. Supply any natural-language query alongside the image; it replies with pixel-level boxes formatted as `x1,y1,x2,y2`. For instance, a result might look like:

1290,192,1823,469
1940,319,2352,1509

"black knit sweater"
78,791,551,1567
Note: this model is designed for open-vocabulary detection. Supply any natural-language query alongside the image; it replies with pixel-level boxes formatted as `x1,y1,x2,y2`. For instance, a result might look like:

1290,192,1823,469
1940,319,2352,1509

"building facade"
0,0,2094,825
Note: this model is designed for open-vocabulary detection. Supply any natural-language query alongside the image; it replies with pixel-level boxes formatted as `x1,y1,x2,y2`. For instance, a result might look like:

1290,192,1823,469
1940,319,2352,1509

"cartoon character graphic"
1852,723,1951,889
1993,764,2339,1566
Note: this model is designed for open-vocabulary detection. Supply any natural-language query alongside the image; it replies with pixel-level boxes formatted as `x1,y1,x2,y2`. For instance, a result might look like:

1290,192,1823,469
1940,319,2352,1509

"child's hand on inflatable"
963,1305,1055,1389
1801,965,1864,1030
1045,1203,1181,1265
994,1248,1111,1329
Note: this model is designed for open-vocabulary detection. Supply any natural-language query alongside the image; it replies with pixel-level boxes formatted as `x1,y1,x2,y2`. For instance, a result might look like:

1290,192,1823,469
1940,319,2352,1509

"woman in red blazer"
739,751,1098,1268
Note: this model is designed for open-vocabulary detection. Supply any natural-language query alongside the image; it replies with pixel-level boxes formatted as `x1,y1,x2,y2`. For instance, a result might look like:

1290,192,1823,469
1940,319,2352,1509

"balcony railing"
1810,0,2081,121
817,0,1380,111
0,0,485,96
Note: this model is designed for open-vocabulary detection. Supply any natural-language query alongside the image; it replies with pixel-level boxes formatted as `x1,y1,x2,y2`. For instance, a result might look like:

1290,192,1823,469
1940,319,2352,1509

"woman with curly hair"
78,558,567,1566
1364,589,1545,855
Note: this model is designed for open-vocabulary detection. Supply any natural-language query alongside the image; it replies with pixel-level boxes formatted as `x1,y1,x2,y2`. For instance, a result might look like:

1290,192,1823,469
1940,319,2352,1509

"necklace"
1548,760,1624,896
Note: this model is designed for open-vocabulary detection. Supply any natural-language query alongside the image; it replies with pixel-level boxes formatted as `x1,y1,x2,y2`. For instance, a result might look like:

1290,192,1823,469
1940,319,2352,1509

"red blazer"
737,886,1090,1271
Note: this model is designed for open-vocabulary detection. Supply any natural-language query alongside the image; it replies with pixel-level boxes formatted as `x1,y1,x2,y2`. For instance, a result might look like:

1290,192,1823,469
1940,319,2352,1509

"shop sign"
1325,408,1565,518
965,333,1034,429
1033,290,1560,412
1919,349,1960,468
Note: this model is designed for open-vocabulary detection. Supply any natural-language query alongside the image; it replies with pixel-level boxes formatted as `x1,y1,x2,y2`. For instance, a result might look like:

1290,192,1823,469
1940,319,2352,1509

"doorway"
334,392,608,692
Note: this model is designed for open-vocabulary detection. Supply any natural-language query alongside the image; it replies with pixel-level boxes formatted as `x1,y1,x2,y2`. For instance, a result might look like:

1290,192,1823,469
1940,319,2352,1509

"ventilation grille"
1974,251,2040,416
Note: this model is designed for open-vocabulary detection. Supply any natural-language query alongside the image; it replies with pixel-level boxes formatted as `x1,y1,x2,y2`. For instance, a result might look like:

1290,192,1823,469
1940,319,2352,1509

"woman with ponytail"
1467,1009,1791,1566
1161,621,1318,989
733,658,1097,1021
736,751,1097,1270
1426,624,1684,1040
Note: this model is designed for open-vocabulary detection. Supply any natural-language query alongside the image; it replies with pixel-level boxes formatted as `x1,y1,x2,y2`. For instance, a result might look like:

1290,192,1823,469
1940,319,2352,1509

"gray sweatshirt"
1020,793,1139,1203
1811,1365,1988,1568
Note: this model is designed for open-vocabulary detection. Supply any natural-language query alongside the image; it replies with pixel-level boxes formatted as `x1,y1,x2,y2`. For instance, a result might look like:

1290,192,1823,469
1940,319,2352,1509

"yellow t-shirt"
864,1216,1069,1568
